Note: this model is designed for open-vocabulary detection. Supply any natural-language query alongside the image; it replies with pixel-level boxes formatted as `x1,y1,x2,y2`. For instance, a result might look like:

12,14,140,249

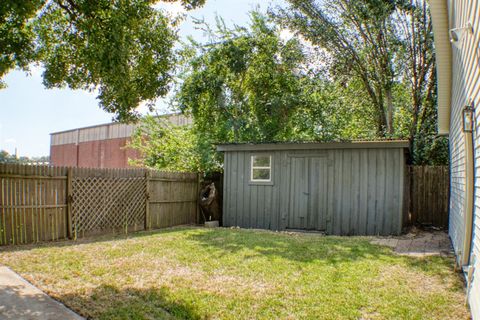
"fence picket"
0,164,200,245
408,165,449,228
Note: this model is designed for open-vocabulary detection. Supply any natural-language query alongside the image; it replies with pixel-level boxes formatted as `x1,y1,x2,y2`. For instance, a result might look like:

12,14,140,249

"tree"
0,1,40,89
0,0,205,121
274,0,447,164
177,13,313,144
0,150,11,162
395,0,446,164
274,0,400,136
131,12,347,172
0,150,49,164
131,12,391,172
128,115,221,172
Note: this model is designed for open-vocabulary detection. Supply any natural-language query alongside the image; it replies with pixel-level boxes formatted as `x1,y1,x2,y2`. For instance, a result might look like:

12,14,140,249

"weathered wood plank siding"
221,144,407,236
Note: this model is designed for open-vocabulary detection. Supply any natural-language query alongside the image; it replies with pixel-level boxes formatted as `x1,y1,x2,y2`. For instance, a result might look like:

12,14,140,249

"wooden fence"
0,164,199,245
0,163,450,244
408,166,449,228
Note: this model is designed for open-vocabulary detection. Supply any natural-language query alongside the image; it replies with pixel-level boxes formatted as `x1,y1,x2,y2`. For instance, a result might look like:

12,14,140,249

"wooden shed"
217,140,409,236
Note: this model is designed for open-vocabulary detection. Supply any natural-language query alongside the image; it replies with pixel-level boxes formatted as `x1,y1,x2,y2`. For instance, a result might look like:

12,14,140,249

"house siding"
222,146,406,236
447,0,480,317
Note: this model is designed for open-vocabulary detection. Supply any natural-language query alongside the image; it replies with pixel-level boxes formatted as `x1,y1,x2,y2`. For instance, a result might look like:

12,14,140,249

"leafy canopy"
274,0,447,164
0,150,49,164
130,12,374,172
0,0,205,121
177,12,309,143
128,115,221,172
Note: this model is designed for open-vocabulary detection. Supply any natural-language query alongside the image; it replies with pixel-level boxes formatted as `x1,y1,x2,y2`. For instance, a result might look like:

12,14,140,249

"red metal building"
50,114,190,168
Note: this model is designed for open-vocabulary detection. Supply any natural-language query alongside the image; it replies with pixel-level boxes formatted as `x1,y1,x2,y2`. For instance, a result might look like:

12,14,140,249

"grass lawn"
0,227,470,320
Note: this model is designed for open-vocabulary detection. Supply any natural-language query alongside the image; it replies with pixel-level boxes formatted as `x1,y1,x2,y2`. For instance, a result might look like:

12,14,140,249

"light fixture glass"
450,22,473,48
463,102,474,133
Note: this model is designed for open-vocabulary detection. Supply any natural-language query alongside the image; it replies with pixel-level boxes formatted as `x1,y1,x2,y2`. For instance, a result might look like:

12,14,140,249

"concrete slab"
371,230,453,257
0,266,84,320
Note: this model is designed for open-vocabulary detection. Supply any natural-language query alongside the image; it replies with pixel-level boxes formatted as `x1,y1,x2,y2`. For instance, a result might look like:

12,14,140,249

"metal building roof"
50,113,191,146
217,140,410,151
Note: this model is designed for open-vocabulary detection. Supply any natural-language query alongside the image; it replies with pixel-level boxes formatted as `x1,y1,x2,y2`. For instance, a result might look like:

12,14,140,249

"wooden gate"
409,166,449,228
147,171,199,229
0,164,68,245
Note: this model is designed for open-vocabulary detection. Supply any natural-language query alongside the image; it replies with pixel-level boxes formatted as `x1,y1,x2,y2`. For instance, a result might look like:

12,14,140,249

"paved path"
0,266,84,320
371,229,452,257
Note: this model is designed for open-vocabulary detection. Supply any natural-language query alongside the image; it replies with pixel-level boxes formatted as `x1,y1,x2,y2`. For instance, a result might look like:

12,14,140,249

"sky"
0,0,285,157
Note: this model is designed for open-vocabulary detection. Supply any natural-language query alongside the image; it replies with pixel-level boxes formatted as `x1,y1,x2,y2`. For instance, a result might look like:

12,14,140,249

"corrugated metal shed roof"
217,139,410,151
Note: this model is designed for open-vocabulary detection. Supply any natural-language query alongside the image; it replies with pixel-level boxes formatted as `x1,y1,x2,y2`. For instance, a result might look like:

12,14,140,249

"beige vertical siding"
446,0,480,317
50,129,79,146
108,123,137,140
50,113,191,146
79,125,109,142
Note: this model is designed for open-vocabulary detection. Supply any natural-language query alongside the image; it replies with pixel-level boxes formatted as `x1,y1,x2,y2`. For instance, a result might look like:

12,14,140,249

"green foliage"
0,150,49,164
3,1,448,167
134,9,446,173
128,115,221,172
0,0,43,88
0,0,205,121
132,12,363,172
288,78,378,141
274,0,447,165
177,12,310,143
274,0,401,136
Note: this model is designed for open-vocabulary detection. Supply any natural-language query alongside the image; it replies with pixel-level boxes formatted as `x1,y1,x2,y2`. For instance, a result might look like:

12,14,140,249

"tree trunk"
386,86,394,135
376,101,388,137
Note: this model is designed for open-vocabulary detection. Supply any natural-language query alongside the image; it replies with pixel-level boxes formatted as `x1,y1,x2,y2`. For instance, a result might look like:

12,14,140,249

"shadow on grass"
1,226,459,284
60,284,201,320
185,228,459,276
185,228,392,264
1,227,465,319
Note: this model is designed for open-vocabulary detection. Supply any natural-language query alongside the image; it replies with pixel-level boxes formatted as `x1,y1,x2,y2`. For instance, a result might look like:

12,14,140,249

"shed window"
251,155,272,182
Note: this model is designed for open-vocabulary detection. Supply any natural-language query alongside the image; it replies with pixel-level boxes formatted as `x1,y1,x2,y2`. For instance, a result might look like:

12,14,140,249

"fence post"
145,169,150,230
196,173,202,224
66,168,73,239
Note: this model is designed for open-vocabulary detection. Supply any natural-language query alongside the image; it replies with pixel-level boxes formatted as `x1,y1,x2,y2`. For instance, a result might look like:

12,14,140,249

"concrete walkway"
371,229,452,257
0,266,84,320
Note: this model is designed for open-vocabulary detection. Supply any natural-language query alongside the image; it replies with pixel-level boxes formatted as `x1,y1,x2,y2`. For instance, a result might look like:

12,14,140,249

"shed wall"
223,147,405,236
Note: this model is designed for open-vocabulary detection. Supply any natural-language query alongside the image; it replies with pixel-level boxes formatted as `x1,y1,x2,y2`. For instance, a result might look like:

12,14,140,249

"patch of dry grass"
0,227,470,320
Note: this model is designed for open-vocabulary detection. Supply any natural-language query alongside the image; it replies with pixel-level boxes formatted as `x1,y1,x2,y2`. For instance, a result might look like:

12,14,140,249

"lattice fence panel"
71,176,146,235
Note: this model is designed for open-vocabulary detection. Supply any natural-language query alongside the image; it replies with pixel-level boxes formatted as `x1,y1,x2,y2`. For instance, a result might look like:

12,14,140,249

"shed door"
288,157,327,230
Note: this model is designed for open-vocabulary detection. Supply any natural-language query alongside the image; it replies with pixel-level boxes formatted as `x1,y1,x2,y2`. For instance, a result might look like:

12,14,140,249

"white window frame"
250,155,272,183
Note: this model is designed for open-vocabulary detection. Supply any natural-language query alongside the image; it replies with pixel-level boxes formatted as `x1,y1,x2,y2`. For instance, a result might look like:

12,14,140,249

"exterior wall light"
450,22,473,45
463,102,474,133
